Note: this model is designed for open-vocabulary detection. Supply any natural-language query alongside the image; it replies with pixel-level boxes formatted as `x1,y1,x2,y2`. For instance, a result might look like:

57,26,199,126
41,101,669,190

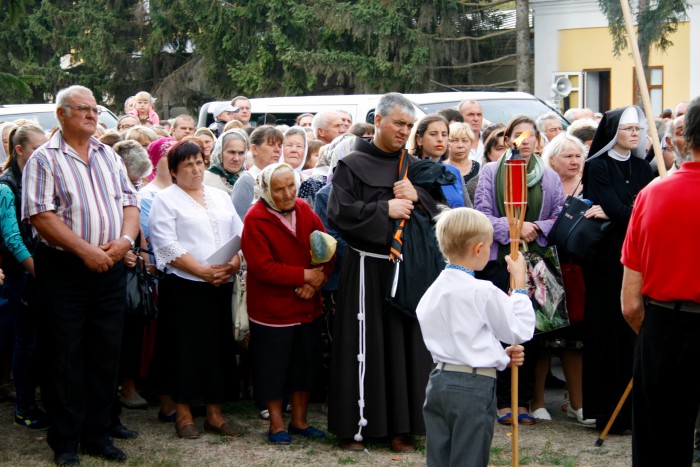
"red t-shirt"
621,161,700,302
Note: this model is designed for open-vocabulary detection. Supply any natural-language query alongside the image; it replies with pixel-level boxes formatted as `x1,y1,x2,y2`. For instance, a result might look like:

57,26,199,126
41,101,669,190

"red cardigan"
241,199,335,325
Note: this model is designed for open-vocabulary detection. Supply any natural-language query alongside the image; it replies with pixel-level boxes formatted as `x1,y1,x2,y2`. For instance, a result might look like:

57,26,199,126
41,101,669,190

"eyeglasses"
65,105,102,115
619,126,641,134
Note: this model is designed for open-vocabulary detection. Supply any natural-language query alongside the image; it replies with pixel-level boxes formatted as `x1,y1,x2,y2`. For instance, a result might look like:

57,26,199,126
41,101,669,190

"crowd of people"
0,85,698,466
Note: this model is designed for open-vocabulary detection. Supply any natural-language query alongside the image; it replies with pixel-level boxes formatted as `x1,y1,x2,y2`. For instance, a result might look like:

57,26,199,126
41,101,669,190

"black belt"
647,299,700,314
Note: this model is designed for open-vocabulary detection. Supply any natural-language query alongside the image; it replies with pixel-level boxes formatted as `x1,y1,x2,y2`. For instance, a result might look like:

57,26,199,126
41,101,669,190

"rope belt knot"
350,246,391,442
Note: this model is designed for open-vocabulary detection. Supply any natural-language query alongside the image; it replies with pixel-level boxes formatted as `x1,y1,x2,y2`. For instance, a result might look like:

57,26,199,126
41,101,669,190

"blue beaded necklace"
445,263,475,277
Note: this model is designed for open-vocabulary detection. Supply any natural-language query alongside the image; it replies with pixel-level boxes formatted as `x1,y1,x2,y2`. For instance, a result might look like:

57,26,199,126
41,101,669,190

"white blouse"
149,184,243,282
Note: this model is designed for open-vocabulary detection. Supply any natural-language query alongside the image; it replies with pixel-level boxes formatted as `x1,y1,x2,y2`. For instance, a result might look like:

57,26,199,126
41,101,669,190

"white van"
197,91,565,129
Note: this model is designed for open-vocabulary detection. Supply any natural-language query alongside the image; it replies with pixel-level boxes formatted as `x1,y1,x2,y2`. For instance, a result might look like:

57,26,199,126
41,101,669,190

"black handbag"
547,195,611,258
125,251,159,319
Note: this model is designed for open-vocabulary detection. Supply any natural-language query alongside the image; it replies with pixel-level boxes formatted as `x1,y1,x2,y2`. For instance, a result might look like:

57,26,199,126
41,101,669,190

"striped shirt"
21,131,139,248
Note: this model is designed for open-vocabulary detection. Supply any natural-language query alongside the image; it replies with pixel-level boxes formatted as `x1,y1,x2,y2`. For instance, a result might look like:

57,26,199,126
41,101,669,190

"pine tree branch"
432,29,515,42
427,54,517,70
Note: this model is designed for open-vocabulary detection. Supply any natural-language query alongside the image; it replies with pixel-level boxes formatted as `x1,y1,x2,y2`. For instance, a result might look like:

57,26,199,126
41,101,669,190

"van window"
416,98,567,127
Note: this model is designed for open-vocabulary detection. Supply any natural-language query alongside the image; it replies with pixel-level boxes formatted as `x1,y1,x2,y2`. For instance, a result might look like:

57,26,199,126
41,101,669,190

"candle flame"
513,131,531,148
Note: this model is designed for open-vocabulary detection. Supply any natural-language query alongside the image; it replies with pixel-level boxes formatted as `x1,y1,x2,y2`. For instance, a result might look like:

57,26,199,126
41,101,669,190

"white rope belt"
350,246,391,442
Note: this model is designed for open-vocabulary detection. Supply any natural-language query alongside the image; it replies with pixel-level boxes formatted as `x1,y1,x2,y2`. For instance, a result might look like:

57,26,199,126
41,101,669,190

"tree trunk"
516,0,533,93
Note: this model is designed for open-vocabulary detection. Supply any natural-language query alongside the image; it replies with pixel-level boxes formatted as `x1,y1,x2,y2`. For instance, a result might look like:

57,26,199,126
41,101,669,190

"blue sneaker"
268,430,291,444
15,408,51,430
287,423,326,439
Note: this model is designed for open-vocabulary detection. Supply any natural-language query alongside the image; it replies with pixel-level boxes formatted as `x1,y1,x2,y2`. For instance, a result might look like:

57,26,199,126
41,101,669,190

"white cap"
619,106,639,125
210,102,240,118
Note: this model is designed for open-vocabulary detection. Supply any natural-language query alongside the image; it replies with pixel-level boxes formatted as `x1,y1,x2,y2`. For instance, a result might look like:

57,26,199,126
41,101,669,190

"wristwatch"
120,234,136,250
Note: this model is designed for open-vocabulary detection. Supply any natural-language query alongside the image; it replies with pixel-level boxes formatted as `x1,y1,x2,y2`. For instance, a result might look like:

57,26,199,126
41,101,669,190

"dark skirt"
328,249,433,438
250,319,322,402
149,274,236,405
581,250,635,431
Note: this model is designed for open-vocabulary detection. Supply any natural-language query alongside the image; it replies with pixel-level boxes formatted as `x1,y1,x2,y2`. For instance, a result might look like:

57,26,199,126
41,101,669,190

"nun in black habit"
581,106,654,433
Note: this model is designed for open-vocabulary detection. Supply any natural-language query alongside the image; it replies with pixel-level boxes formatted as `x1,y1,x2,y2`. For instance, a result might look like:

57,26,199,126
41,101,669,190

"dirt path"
0,385,634,466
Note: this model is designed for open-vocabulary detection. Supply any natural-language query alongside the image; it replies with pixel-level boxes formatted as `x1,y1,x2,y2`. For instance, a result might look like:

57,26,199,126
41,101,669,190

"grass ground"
0,386,634,466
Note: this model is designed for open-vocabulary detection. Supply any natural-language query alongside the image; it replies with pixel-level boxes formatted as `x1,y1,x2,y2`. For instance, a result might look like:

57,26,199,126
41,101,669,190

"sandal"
518,413,537,425
497,412,512,425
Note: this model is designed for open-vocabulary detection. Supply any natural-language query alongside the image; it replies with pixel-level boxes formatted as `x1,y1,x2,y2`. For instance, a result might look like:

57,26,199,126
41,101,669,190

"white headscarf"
280,126,308,172
587,106,648,163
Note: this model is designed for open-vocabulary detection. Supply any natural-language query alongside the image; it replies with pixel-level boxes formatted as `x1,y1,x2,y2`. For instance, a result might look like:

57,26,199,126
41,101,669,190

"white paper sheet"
205,235,241,265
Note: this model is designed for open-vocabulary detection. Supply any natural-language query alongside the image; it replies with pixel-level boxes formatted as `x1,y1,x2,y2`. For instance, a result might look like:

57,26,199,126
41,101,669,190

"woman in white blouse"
148,139,243,439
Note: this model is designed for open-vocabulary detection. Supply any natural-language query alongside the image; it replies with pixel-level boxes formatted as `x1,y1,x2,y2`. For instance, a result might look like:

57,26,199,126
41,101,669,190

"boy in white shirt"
416,207,535,467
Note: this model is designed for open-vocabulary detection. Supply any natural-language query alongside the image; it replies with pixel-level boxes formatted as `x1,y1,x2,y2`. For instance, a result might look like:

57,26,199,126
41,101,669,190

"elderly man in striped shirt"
22,85,139,466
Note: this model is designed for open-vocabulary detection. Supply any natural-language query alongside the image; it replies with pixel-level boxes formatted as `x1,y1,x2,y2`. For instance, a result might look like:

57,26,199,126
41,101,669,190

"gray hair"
566,118,598,141
685,96,700,151
113,139,153,182
541,132,587,168
376,93,415,119
458,99,482,113
563,108,580,122
536,112,561,134
311,111,341,139
55,85,94,127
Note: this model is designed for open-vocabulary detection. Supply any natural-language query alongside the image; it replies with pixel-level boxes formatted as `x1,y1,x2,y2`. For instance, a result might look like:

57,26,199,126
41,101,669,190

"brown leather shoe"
390,435,416,453
341,438,365,451
176,423,200,439
203,420,240,438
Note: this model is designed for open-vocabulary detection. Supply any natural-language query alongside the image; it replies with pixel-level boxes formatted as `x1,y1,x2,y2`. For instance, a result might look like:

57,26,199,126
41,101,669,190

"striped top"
21,131,139,248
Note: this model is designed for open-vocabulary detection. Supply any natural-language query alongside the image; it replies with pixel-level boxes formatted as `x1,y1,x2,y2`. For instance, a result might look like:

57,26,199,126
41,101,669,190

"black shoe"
54,452,80,466
15,408,51,430
80,444,127,463
111,424,139,439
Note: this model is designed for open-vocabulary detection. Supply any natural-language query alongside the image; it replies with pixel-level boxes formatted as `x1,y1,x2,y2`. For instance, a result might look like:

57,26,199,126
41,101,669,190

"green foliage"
0,0,517,107
598,0,690,57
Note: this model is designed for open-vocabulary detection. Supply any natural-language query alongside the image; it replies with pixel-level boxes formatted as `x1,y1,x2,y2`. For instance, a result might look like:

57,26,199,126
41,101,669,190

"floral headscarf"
208,129,248,189
256,162,295,213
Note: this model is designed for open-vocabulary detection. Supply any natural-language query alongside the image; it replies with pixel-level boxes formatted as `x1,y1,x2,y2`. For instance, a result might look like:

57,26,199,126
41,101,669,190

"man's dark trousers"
35,244,125,456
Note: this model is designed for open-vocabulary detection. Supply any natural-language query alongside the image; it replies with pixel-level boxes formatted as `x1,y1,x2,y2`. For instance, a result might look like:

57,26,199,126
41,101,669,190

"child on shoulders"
128,91,160,126
416,207,535,467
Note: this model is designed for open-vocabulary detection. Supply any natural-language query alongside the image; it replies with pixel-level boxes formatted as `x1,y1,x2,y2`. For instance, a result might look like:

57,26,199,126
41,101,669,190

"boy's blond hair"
134,91,152,103
435,207,493,260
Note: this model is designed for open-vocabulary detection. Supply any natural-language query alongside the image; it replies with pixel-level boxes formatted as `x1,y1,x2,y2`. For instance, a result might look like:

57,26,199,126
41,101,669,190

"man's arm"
30,211,114,272
621,266,644,333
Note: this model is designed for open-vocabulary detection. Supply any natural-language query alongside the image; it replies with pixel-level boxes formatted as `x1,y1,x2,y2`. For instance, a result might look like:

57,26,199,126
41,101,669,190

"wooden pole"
595,378,634,446
619,0,667,178
504,159,527,467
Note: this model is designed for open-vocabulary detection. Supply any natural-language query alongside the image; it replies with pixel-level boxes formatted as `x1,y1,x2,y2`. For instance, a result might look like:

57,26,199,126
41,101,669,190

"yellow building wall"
557,22,690,110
